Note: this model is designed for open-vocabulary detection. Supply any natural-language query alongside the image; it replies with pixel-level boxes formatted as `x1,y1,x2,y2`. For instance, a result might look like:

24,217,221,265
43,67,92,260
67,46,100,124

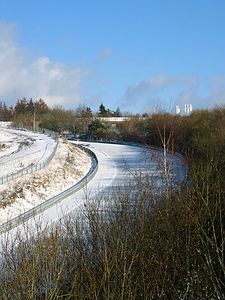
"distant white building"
184,104,193,114
97,117,131,129
175,104,193,115
175,105,181,115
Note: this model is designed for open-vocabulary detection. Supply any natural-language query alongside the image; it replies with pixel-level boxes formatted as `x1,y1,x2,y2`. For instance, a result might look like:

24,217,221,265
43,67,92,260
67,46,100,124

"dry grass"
0,170,224,299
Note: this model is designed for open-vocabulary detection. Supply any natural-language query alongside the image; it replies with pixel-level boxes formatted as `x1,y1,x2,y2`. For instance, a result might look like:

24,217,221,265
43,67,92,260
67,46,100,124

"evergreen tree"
113,107,122,117
98,103,110,117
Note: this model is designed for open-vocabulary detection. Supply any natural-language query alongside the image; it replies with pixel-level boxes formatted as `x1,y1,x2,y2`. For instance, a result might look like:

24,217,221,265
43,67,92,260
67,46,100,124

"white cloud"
0,23,87,107
94,47,113,64
101,47,113,58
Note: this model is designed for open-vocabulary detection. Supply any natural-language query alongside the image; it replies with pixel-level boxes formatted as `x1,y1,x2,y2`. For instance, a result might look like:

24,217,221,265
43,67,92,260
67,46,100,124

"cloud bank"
0,23,87,107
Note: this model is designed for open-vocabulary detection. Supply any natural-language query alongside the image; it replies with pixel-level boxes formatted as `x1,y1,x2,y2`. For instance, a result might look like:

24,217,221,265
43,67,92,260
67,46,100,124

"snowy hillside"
0,126,91,224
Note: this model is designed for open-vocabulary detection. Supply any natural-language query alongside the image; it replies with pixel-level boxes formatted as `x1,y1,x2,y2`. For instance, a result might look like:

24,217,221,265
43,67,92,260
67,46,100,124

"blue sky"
0,0,225,114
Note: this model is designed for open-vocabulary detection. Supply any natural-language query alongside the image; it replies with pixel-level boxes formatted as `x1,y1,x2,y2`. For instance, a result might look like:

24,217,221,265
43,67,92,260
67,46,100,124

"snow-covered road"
0,128,57,178
0,141,186,240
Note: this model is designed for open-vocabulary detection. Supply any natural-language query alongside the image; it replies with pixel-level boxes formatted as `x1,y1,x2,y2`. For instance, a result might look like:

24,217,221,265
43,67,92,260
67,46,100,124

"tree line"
0,99,125,134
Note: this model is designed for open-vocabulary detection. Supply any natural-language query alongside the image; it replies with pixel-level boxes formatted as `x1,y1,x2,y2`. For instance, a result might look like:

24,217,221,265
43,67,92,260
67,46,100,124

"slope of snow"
0,128,57,178
0,130,20,159
0,131,91,224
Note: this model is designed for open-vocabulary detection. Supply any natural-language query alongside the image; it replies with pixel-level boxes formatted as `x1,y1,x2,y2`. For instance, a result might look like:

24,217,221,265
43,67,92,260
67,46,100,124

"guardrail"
35,127,59,141
0,144,98,235
0,129,59,185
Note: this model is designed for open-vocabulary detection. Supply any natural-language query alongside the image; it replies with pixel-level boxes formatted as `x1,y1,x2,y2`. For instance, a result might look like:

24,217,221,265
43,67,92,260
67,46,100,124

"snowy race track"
0,128,57,179
0,141,187,241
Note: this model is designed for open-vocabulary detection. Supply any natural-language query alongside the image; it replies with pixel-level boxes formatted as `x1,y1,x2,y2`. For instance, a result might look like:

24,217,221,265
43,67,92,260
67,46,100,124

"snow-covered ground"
0,128,56,177
0,125,91,224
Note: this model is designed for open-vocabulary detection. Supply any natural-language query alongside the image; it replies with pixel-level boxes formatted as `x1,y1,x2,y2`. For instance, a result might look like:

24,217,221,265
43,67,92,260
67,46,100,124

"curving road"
0,141,187,244
0,128,57,178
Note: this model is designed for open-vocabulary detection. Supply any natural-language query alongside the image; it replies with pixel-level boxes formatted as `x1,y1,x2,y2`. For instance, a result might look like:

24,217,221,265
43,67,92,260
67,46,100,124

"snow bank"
0,138,91,224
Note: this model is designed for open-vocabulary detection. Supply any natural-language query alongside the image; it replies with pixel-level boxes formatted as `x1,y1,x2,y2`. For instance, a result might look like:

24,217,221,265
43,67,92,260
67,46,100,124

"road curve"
0,128,57,178
0,141,186,243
